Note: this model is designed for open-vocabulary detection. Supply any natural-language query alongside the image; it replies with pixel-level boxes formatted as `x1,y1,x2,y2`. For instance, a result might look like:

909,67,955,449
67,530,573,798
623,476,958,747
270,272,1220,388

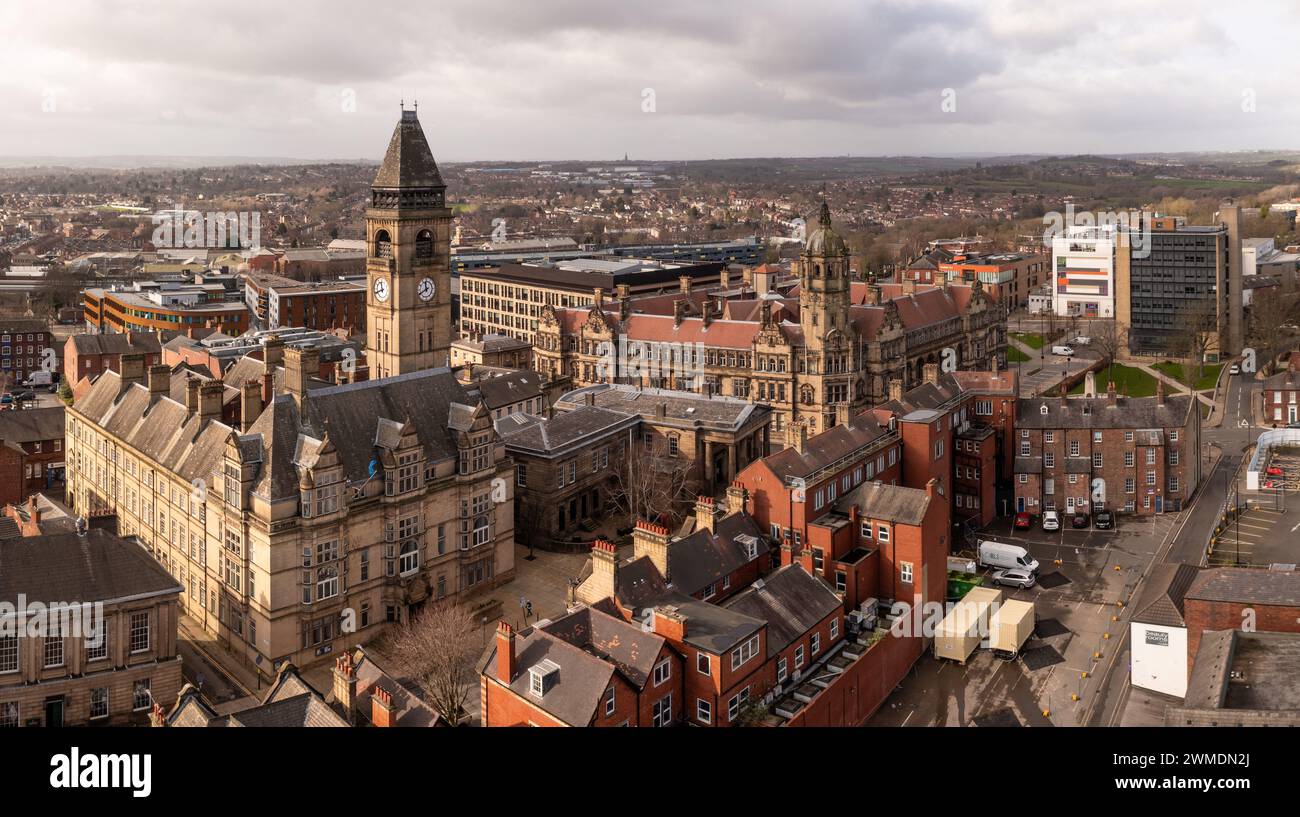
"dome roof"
805,201,847,256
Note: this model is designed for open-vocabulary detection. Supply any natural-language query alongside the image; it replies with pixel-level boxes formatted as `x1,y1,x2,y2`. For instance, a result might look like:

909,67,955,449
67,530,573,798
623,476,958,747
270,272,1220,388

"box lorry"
21,371,54,389
978,540,1040,573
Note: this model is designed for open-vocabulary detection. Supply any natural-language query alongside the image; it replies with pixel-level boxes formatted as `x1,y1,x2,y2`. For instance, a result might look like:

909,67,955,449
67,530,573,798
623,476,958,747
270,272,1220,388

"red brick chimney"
371,685,395,728
652,604,688,642
1107,380,1117,407
495,621,516,685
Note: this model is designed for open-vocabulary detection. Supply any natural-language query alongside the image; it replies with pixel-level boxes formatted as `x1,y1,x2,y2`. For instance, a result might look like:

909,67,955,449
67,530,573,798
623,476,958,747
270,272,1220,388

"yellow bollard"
1081,671,1088,679
1114,565,1122,571
1071,693,1080,701
1103,632,1111,640
1042,708,1050,717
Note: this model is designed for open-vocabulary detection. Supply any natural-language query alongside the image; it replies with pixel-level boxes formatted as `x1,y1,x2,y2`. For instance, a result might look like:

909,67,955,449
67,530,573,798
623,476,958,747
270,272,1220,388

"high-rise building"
1051,225,1117,319
365,106,453,378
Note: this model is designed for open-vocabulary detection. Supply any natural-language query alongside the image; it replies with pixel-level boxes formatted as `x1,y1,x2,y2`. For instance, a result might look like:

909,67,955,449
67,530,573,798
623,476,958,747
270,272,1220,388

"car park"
990,568,1036,590
1041,510,1061,531
1094,509,1115,529
1014,512,1032,530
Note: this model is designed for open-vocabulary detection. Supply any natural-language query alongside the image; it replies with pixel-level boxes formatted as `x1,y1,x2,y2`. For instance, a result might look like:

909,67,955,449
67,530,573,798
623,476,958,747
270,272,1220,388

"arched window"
801,384,815,405
373,229,392,258
415,229,433,259
399,540,419,575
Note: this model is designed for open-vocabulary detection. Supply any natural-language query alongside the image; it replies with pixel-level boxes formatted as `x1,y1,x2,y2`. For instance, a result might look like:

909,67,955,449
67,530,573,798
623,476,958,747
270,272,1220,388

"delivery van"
978,540,1040,573
1051,345,1074,357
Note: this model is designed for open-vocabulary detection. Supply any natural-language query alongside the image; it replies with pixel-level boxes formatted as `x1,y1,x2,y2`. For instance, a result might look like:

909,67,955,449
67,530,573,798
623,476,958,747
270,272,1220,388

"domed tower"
795,201,856,430
365,103,453,379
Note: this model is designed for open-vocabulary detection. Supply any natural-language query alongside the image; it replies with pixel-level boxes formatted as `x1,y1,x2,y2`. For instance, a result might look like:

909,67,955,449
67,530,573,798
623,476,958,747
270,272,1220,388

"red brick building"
1,318,54,391
65,331,169,399
1183,567,1300,671
1263,366,1300,426
1013,381,1201,516
0,406,65,505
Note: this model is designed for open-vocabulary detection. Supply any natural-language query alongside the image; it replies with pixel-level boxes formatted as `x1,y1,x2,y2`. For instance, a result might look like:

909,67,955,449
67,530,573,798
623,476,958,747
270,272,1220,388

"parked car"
990,568,1037,589
1267,466,1283,476
0,394,11,405
1014,512,1032,530
1041,510,1061,531
14,391,35,403
1094,509,1115,529
1071,511,1089,529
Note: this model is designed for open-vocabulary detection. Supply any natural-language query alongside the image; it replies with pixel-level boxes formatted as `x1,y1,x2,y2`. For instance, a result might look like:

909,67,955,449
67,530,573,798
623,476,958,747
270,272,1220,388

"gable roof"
1132,563,1201,627
540,606,667,690
0,528,181,606
722,565,843,657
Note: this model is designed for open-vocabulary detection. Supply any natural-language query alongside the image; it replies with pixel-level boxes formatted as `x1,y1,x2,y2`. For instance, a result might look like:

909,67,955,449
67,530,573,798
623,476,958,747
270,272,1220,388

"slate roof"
496,405,634,455
481,623,617,726
1186,567,1300,608
469,368,544,411
1016,394,1195,429
834,480,932,526
658,592,765,654
662,512,767,598
1132,563,1200,627
347,646,443,727
0,405,64,443
373,110,444,190
540,606,667,690
761,414,894,483
69,330,169,356
722,565,843,657
0,529,181,606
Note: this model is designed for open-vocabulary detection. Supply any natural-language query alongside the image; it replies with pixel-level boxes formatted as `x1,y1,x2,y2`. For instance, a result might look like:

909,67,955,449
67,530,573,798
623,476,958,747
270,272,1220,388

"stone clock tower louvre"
366,104,453,379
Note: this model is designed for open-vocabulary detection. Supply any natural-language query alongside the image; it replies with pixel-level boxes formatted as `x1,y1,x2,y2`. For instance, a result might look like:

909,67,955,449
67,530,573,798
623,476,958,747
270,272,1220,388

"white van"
1051,345,1075,357
1072,336,1091,346
978,540,1040,573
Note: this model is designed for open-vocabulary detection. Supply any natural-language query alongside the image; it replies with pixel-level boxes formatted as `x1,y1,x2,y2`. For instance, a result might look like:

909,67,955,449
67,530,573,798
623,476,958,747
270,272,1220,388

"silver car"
991,568,1037,589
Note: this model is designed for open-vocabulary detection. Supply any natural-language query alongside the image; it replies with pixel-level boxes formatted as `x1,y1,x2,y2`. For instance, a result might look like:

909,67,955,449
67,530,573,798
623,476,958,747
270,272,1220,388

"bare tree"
1089,319,1128,386
386,600,479,724
513,495,548,556
609,436,695,527
1173,300,1218,381
1246,290,1300,375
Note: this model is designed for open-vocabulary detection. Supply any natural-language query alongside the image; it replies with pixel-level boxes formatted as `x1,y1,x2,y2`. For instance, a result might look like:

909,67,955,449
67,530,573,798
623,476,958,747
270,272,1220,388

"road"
1087,365,1253,725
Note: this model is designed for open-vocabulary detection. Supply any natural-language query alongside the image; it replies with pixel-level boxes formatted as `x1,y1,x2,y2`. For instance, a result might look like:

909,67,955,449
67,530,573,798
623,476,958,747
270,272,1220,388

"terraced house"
532,203,1003,448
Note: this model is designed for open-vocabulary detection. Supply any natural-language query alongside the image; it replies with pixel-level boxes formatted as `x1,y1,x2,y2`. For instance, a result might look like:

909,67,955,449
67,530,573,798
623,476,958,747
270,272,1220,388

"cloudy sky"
1,0,1296,162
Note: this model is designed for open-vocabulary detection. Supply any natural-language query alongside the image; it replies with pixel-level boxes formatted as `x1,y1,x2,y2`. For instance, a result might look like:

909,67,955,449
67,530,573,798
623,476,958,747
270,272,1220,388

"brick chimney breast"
371,685,395,728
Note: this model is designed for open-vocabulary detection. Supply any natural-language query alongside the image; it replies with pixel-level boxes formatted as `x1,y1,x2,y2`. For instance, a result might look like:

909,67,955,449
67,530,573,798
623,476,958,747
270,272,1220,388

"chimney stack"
147,363,170,397
198,380,224,421
1156,378,1165,407
679,275,692,295
651,605,688,642
695,496,717,533
865,283,881,306
791,423,809,454
888,378,904,402
119,352,145,386
589,539,618,602
923,363,940,385
286,346,318,421
1084,370,1097,397
934,269,948,289
262,334,285,367
835,403,850,427
632,520,672,582
333,654,357,724
240,380,263,432
185,377,201,415
673,299,686,328
495,621,516,685
593,287,605,307
754,267,772,297
719,269,730,291
370,686,395,728
725,481,747,516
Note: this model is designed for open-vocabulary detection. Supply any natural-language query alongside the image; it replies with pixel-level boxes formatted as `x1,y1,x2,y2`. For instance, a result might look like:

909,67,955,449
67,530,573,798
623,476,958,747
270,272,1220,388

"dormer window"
528,660,560,697
1040,405,1049,415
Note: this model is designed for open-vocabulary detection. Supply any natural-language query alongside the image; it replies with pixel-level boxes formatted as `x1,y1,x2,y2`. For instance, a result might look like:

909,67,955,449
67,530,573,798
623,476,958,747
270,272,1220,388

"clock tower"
365,104,453,379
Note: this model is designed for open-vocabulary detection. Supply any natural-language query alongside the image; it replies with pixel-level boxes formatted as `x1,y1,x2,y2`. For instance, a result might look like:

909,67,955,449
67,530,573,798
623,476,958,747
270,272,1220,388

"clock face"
373,277,389,302
418,277,435,302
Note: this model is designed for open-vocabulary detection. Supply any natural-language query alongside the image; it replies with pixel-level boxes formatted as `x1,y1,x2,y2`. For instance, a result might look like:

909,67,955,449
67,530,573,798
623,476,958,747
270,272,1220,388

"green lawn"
1011,332,1046,349
1069,364,1159,397
1152,361,1223,391
1007,346,1031,363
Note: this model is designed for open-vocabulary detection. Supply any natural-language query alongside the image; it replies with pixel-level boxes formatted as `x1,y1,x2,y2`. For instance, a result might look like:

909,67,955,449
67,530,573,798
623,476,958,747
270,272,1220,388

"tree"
1246,289,1300,376
609,436,695,527
1090,319,1128,386
1173,300,1218,381
386,600,479,724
